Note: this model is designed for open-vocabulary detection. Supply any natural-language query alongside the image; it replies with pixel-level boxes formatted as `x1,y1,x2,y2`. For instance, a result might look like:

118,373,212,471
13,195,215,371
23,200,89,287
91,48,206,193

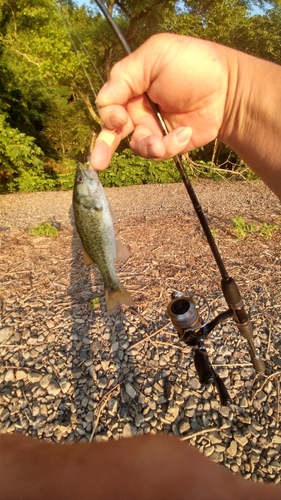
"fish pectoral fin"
115,239,130,262
82,247,94,266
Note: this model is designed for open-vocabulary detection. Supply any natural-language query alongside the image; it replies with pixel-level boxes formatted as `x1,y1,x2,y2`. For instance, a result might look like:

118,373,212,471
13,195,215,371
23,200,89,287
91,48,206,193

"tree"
0,0,103,164
1,0,281,191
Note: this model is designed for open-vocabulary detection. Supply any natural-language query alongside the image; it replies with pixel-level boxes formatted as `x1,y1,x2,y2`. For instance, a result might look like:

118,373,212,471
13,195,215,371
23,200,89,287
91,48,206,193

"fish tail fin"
105,284,134,315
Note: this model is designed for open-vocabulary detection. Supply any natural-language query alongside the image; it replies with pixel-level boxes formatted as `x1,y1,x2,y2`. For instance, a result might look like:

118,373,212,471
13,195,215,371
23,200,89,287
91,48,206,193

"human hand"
90,33,237,170
0,432,280,500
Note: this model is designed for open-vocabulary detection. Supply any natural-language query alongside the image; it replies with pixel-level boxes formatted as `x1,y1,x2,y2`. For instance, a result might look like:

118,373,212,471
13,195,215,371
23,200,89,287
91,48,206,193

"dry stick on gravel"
123,305,150,327
154,340,185,350
276,377,281,425
89,380,125,442
251,370,281,404
212,362,253,367
130,323,172,349
256,372,281,427
262,310,280,355
181,427,221,441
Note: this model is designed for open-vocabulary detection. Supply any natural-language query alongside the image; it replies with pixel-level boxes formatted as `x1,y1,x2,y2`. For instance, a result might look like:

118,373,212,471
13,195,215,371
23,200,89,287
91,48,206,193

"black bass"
73,165,134,314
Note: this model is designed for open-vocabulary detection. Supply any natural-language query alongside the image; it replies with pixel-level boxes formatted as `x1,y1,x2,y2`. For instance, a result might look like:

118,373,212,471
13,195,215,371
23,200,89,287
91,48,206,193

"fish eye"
77,174,83,183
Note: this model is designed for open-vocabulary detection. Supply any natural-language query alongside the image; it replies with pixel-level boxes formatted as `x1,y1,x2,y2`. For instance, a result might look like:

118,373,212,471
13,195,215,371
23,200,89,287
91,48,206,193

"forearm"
1,433,281,500
221,49,281,200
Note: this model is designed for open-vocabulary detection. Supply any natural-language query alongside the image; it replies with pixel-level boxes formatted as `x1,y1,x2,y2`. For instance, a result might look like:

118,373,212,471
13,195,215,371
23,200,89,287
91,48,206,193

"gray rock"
256,391,267,402
239,396,248,408
249,452,260,464
178,419,190,434
47,380,61,396
209,432,223,445
234,432,248,447
98,378,107,389
227,440,238,457
108,398,118,416
5,369,15,382
0,408,10,422
204,445,215,457
40,374,53,389
125,382,137,399
166,403,180,422
28,371,42,383
111,341,119,353
185,396,197,410
190,419,202,432
189,377,201,390
272,435,281,444
60,379,72,394
16,369,27,381
123,422,137,438
135,412,145,427
271,460,281,469
0,327,13,343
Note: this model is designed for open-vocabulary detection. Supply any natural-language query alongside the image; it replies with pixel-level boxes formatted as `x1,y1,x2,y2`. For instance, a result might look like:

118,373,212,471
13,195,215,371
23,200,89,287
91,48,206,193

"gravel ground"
1,179,281,483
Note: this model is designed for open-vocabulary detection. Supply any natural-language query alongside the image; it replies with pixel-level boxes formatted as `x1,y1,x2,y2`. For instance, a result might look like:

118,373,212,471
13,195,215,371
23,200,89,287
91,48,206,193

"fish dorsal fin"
115,240,130,262
83,247,94,266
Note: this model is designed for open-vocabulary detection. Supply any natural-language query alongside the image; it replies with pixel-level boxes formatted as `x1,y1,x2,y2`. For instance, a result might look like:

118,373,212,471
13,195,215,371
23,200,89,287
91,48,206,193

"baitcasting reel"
167,277,265,405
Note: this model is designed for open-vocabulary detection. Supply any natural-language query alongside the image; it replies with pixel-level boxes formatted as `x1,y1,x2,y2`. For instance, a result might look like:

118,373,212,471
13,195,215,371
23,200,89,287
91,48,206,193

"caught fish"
73,164,134,314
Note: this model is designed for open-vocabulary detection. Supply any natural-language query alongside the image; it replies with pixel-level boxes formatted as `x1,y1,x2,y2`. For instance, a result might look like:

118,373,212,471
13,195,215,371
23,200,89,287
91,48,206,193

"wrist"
218,47,250,152
219,49,281,199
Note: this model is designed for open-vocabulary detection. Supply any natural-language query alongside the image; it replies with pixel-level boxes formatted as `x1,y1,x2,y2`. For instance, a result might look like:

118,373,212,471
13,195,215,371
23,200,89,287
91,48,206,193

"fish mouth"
77,164,94,173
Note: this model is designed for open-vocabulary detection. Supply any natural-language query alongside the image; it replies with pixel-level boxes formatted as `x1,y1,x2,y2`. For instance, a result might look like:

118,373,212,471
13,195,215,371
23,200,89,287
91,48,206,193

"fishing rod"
95,0,265,404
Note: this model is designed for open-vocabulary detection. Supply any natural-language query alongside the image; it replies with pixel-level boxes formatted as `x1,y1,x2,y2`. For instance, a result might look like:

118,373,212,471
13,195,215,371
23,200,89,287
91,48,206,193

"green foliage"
258,222,279,239
99,149,181,187
98,149,257,187
232,216,279,239
232,216,258,238
54,158,77,190
90,297,101,310
1,0,281,192
0,114,56,192
28,221,60,237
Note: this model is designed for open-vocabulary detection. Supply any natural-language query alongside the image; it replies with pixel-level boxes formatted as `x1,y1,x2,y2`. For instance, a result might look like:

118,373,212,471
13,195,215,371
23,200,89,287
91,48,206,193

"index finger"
90,93,165,171
89,104,134,171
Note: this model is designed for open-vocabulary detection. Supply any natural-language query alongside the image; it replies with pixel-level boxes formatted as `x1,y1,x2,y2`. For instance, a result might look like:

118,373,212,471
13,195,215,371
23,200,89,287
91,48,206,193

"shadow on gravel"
61,206,96,442
66,207,140,442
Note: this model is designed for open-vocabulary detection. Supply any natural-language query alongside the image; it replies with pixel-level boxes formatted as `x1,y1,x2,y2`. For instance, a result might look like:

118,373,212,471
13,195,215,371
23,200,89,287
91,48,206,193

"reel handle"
194,348,214,385
194,347,231,406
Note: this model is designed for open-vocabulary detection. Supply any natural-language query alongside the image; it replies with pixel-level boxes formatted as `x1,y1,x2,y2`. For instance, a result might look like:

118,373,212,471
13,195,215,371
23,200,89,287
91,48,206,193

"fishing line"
55,1,104,96
95,0,229,280
60,2,104,85
56,1,133,149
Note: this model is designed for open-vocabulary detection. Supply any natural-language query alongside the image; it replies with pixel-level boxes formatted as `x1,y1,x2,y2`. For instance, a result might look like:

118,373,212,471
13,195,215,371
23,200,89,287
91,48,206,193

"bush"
99,149,182,187
99,149,257,187
0,114,56,192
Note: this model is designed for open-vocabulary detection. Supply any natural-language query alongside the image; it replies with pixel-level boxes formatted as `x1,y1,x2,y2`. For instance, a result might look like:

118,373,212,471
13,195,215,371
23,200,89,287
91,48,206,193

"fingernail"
110,115,126,127
175,127,192,143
